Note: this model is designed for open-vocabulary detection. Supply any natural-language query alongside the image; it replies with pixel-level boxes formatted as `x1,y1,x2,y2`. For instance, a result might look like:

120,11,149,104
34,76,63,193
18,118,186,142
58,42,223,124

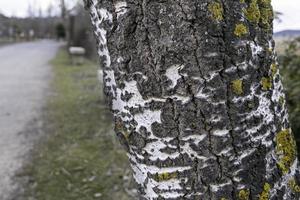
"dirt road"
0,40,60,199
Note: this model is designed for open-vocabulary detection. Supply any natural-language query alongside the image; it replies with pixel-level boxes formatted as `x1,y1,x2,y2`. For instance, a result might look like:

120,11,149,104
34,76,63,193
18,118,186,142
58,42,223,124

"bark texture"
85,0,300,199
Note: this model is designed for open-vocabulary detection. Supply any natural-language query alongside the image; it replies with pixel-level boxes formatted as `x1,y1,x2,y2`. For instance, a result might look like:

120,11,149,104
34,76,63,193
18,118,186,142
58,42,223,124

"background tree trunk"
85,0,300,199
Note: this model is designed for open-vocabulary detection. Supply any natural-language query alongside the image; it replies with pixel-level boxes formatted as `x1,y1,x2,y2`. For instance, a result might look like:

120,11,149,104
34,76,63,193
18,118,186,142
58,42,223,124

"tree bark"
85,0,300,199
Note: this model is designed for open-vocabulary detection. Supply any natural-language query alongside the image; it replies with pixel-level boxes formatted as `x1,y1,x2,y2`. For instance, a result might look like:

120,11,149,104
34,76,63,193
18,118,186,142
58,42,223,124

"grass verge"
21,48,135,200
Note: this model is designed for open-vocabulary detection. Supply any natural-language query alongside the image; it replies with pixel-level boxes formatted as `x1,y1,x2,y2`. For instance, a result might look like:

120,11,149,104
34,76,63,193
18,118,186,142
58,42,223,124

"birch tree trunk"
85,0,300,199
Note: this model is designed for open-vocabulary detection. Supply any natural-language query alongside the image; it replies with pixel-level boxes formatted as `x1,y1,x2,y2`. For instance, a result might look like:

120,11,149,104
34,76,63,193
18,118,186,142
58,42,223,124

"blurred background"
0,0,97,59
0,0,299,200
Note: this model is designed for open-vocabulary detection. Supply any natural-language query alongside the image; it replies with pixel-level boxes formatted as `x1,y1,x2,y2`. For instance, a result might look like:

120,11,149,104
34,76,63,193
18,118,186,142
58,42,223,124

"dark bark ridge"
86,0,300,199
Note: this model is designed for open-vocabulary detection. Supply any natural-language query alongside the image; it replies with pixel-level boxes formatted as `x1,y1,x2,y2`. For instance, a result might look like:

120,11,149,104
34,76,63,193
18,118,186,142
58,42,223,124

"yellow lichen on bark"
238,189,250,200
231,79,244,95
208,2,224,21
259,183,271,200
234,23,248,37
259,0,273,26
243,0,273,28
289,178,300,193
276,129,297,174
270,63,277,77
155,172,177,182
261,77,272,90
244,0,260,23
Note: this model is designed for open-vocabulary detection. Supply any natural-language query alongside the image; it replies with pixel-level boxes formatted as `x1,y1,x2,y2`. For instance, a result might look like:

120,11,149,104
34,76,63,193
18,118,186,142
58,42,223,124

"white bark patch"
134,110,161,133
112,80,144,113
205,71,220,81
257,93,274,124
89,1,117,109
181,134,207,145
143,140,180,161
98,8,113,23
265,150,277,179
210,181,232,192
157,179,184,190
122,81,146,108
168,94,190,104
165,65,183,88
114,1,128,19
271,66,290,129
117,56,124,63
224,66,237,73
111,80,164,131
195,87,209,99
217,147,233,156
180,142,211,162
249,41,263,56
111,78,193,127
210,115,221,123
160,192,185,199
237,61,248,71
213,129,229,137
234,149,256,165
129,155,191,199
90,1,113,67
235,84,274,146
103,70,117,95
271,77,283,103
204,52,218,57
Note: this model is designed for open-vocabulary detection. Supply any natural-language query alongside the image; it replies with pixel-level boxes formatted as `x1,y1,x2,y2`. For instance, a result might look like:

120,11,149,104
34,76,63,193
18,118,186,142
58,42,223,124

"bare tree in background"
46,3,54,18
274,11,283,23
27,4,35,18
85,0,300,199
60,0,67,19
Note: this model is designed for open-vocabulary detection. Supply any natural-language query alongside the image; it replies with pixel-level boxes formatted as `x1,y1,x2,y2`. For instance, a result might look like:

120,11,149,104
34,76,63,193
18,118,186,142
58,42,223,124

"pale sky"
272,0,300,32
0,0,299,32
0,0,58,17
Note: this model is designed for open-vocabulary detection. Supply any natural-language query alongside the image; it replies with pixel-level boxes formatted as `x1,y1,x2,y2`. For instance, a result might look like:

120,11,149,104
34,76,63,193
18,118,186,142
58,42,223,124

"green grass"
22,48,135,200
0,37,14,47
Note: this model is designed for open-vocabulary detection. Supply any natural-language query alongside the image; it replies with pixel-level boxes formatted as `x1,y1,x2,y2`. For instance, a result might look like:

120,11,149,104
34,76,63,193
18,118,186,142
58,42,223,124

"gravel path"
0,40,60,199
